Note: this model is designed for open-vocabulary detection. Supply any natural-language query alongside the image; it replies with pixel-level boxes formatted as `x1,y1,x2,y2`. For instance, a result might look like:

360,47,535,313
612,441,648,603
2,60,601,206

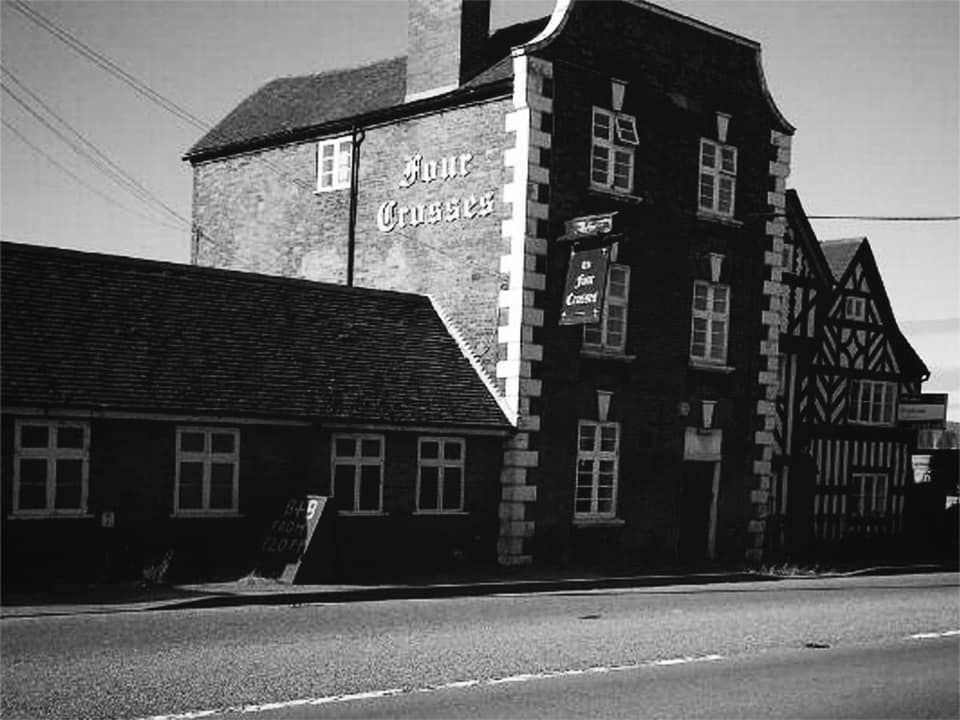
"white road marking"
907,629,960,640
134,653,725,720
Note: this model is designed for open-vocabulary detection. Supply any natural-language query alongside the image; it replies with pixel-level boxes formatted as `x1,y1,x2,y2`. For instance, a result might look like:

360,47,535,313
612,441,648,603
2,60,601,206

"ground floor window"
175,427,240,514
851,472,887,516
13,420,89,515
332,434,384,513
417,437,465,512
575,420,620,518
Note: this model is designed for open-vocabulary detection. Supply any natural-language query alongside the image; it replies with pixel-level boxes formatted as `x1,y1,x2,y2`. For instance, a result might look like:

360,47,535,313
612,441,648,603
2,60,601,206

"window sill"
313,187,348,195
573,517,626,527
689,359,736,374
588,186,645,205
581,348,636,363
696,210,743,227
338,511,388,517
413,510,469,516
8,512,94,520
171,511,243,519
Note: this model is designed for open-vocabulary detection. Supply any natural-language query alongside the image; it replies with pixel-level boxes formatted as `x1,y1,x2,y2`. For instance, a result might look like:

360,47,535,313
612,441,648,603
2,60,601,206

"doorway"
678,461,719,563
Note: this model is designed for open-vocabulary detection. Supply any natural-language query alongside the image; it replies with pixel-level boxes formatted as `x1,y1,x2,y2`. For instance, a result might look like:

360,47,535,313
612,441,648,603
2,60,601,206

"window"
851,473,888,516
332,434,384,513
698,138,737,216
584,264,630,352
690,281,730,364
848,380,897,426
316,136,352,192
417,437,465,513
175,428,240,514
575,421,620,518
12,420,89,515
845,296,866,322
590,107,636,193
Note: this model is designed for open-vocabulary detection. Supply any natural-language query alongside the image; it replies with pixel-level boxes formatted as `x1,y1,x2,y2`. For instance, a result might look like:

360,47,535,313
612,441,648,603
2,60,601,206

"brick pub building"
185,0,795,568
5,0,930,585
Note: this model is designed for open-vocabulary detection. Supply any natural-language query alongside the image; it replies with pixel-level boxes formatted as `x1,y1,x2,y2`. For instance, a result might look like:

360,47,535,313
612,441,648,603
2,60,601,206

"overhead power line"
1,77,191,229
5,1,312,193
2,118,184,232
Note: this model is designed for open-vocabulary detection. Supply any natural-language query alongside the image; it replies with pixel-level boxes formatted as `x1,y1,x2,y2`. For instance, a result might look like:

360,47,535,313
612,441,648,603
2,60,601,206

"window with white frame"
851,472,887,516
175,428,240,514
13,420,89,515
690,281,730,364
417,437,465,513
845,296,866,322
575,420,620,518
332,434,384,513
316,136,353,192
848,380,897,426
698,139,737,216
583,263,630,352
590,107,636,193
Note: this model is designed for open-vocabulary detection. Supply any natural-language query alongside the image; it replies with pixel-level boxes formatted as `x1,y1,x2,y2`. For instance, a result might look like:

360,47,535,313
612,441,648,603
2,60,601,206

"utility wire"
6,0,207,132
2,118,184,232
4,2,312,192
1,80,191,229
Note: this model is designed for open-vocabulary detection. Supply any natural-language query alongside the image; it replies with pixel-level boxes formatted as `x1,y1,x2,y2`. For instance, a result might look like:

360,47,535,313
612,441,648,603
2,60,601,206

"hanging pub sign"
559,244,611,325
558,212,620,326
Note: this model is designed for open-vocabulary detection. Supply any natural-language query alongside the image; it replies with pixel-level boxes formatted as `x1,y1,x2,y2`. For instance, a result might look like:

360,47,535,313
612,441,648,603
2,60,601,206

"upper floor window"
13,420,89,516
698,139,737,217
851,472,887,516
583,263,630,353
317,137,353,192
848,380,897,426
575,420,620,519
417,437,465,513
590,107,637,194
845,296,866,322
690,281,730,364
175,427,240,514
332,434,384,513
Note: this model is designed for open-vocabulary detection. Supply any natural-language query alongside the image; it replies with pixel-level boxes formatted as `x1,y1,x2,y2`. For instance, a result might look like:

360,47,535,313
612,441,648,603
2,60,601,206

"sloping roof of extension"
820,237,866,282
185,18,549,161
1,242,510,430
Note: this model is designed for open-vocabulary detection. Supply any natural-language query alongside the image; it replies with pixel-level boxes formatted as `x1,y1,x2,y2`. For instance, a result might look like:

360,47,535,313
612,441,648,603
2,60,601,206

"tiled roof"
1,242,510,430
820,237,865,281
186,18,549,159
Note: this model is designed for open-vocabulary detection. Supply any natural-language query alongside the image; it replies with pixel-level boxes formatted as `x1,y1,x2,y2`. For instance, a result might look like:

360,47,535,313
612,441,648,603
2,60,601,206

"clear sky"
1,0,958,418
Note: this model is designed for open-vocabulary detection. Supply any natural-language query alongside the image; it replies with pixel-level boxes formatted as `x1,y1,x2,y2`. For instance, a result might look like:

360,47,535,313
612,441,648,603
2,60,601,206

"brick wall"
192,98,512,381
0,414,503,585
511,1,793,565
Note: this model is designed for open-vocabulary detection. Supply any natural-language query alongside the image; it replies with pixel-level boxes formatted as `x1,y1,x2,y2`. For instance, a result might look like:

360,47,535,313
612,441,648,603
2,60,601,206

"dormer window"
591,107,636,194
698,138,737,217
317,136,353,192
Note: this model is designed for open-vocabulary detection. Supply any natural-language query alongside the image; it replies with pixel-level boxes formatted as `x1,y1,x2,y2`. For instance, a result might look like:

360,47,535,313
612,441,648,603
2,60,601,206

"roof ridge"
0,241,430,304
265,55,405,85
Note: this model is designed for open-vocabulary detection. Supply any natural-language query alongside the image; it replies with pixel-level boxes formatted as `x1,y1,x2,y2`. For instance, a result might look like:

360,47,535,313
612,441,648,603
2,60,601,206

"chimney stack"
405,0,491,103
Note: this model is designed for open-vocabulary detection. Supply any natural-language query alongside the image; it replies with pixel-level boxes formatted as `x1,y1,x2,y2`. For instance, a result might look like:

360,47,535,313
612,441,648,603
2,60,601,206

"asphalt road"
1,573,957,720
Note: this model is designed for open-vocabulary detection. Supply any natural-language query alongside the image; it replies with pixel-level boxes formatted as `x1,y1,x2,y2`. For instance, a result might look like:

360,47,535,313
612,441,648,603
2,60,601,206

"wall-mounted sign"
897,394,948,426
559,245,610,326
564,213,615,239
376,151,497,233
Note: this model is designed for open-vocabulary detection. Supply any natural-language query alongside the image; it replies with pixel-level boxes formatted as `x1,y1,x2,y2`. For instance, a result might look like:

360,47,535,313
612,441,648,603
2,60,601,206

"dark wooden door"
678,461,714,563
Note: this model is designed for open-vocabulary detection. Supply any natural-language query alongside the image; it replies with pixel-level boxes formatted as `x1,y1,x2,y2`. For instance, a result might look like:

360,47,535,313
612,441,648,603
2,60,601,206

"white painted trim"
515,0,574,55
404,83,460,104
331,433,385,513
416,436,466,513
174,426,240,515
426,295,516,426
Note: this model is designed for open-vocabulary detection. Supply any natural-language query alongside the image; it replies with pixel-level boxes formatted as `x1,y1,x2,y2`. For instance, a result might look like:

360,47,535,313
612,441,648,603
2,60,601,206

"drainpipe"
346,125,365,287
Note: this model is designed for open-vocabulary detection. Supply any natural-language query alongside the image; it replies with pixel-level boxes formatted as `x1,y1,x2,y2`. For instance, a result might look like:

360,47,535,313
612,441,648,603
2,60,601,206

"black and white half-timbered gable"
773,192,929,559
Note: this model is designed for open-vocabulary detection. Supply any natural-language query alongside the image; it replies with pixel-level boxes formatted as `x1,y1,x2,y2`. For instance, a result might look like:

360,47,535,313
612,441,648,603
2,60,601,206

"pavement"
2,562,954,619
